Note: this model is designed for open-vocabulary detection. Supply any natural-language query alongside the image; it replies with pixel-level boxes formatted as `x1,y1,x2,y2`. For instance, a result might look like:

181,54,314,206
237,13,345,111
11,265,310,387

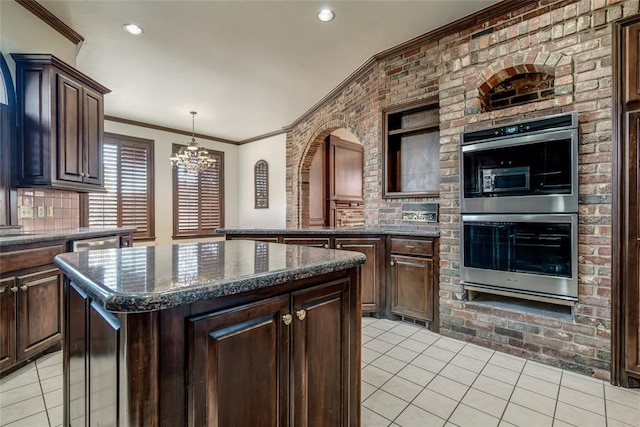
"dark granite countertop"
0,226,137,247
216,226,440,238
54,240,366,313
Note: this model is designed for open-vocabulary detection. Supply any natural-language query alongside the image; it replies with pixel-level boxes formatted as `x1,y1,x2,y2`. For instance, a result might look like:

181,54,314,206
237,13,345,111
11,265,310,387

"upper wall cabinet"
383,99,440,198
12,54,110,192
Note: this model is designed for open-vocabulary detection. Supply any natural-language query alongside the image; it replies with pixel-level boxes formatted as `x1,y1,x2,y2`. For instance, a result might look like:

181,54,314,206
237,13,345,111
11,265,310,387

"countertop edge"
216,228,440,237
0,227,137,247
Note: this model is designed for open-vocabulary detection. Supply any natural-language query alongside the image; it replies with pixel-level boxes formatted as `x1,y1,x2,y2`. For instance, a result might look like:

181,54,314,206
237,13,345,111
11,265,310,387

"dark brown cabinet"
189,279,351,426
12,54,110,192
282,237,331,248
335,237,384,313
0,241,65,374
389,237,439,331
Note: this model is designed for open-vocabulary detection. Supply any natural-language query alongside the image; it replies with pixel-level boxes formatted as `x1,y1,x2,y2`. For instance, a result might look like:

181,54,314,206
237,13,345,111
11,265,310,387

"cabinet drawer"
282,237,330,248
390,238,433,256
0,244,65,272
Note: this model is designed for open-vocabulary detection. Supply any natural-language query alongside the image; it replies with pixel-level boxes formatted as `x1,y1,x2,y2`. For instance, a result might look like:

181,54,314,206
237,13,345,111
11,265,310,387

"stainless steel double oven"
460,112,579,303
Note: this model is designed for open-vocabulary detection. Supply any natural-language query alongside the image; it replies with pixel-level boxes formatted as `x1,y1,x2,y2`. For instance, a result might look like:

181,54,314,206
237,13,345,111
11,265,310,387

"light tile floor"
1,318,639,426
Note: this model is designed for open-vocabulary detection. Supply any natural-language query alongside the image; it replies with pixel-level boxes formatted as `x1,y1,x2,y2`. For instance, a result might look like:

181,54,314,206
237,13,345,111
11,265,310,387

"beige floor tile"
35,364,62,381
397,338,431,354
499,421,518,427
361,381,377,402
605,400,640,426
551,421,574,427
377,332,406,346
394,404,446,427
449,353,486,374
554,402,606,427
439,364,478,386
516,374,559,399
380,376,423,403
0,383,41,409
410,354,447,374
396,364,436,387
449,403,500,427
0,395,46,426
432,337,465,352
370,319,399,331
362,365,394,388
2,411,49,427
370,355,408,375
47,405,62,427
606,419,639,427
361,407,392,427
39,375,62,394
388,323,422,337
422,346,456,363
385,346,419,363
35,352,62,369
364,338,396,354
488,352,526,373
557,386,605,415
522,362,562,384
362,347,383,364
461,388,508,418
362,317,378,326
472,375,515,400
426,375,469,401
409,330,440,346
363,389,409,422
604,383,640,408
502,402,553,427
363,326,387,338
560,371,604,398
481,363,520,385
459,344,494,362
0,365,39,392
412,388,458,420
509,387,556,417
43,390,62,410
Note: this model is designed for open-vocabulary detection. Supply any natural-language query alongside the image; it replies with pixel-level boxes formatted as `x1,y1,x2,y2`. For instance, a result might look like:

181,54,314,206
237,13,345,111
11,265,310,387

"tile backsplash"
17,189,80,231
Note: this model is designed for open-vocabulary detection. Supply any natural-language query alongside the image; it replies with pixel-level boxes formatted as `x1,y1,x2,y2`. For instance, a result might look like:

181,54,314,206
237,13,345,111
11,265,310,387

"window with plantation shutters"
86,133,155,241
172,144,224,237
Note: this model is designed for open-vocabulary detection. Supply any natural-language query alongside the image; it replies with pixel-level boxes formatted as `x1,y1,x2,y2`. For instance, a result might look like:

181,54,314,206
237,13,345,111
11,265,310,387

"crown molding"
15,0,84,48
238,129,287,145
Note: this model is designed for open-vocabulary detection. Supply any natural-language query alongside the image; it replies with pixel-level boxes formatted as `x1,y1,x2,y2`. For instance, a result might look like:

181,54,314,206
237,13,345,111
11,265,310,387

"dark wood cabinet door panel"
82,86,103,185
57,74,83,183
627,111,640,379
625,22,640,104
331,144,363,200
292,279,349,427
0,277,17,371
335,237,383,313
390,255,434,322
189,295,289,427
17,269,62,359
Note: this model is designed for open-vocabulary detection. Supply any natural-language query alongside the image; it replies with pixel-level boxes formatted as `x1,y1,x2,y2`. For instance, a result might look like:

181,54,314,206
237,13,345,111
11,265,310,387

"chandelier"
170,111,215,174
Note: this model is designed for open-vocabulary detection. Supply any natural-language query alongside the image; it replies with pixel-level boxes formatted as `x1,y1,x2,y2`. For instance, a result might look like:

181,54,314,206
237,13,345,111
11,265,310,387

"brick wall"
287,0,639,380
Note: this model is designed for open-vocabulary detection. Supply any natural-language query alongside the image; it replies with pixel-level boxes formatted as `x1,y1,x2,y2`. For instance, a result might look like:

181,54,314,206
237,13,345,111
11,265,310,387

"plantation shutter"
87,135,154,240
173,146,224,237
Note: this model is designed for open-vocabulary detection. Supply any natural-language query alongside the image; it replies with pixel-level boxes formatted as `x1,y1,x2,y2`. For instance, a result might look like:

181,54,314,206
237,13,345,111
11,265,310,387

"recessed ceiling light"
317,9,334,22
123,23,143,35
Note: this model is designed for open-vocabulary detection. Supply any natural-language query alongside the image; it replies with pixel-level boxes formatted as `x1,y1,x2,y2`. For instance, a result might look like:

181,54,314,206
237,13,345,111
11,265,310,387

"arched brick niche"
296,117,363,227
471,50,573,114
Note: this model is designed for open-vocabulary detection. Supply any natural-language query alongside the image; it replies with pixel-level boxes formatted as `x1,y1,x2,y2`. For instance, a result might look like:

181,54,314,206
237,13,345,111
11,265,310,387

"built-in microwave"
461,112,578,214
481,166,530,194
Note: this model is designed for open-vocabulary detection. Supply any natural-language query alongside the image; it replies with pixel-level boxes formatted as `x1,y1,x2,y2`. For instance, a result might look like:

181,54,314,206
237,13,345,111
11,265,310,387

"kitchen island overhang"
54,240,365,427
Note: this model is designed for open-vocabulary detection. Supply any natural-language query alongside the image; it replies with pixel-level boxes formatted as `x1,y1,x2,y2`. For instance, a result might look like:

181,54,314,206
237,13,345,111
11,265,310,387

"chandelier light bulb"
170,112,216,174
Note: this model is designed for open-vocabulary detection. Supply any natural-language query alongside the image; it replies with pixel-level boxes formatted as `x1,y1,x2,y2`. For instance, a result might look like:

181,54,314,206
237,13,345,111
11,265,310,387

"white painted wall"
0,0,77,83
238,134,287,228
104,121,239,246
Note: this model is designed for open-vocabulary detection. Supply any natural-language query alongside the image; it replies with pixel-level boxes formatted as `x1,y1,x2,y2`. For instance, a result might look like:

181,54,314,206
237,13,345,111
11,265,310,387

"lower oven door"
461,213,578,300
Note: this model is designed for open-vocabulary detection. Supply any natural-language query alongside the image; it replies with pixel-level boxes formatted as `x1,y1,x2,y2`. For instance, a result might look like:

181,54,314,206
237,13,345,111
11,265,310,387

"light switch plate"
19,206,33,219
37,206,45,218
47,206,54,218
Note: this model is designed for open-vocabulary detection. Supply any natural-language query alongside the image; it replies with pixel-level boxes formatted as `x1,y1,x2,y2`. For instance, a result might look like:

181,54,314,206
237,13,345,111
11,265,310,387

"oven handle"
462,214,576,223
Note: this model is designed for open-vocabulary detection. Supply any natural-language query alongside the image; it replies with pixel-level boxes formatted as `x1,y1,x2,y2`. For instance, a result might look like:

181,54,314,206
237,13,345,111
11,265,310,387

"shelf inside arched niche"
303,128,364,228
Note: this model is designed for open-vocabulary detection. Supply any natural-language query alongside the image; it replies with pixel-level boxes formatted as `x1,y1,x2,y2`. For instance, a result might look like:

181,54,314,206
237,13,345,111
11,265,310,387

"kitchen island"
54,239,365,427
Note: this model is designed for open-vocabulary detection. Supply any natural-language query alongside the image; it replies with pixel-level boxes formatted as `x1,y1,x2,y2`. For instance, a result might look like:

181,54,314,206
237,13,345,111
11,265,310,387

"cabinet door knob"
335,244,342,249
296,309,306,321
10,286,18,293
20,285,28,291
282,314,292,325
323,244,329,249
390,260,395,266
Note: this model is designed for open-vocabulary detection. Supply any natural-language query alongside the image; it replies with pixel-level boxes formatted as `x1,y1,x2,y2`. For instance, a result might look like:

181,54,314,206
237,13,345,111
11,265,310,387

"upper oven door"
460,128,578,214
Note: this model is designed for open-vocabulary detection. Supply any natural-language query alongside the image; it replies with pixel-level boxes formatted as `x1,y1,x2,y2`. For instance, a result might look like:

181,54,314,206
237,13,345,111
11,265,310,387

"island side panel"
350,267,362,426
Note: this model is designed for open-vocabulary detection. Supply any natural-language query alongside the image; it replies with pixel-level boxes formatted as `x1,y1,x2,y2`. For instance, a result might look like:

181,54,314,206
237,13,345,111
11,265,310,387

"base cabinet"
335,237,383,313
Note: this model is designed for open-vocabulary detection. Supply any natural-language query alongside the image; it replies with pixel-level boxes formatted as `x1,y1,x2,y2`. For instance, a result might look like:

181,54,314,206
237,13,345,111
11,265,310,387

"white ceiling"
39,0,499,142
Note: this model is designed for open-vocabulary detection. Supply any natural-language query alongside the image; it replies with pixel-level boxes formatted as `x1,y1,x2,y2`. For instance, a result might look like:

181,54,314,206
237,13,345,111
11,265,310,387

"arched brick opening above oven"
470,50,574,114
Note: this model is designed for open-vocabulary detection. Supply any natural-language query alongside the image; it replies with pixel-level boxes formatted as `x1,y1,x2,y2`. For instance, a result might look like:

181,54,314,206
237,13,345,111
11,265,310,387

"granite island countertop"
0,226,137,247
216,226,439,238
54,240,366,313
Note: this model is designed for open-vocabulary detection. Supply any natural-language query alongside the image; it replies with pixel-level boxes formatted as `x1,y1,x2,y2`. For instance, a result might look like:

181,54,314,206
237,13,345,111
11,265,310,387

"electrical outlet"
47,206,54,218
37,206,45,218
19,206,33,219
